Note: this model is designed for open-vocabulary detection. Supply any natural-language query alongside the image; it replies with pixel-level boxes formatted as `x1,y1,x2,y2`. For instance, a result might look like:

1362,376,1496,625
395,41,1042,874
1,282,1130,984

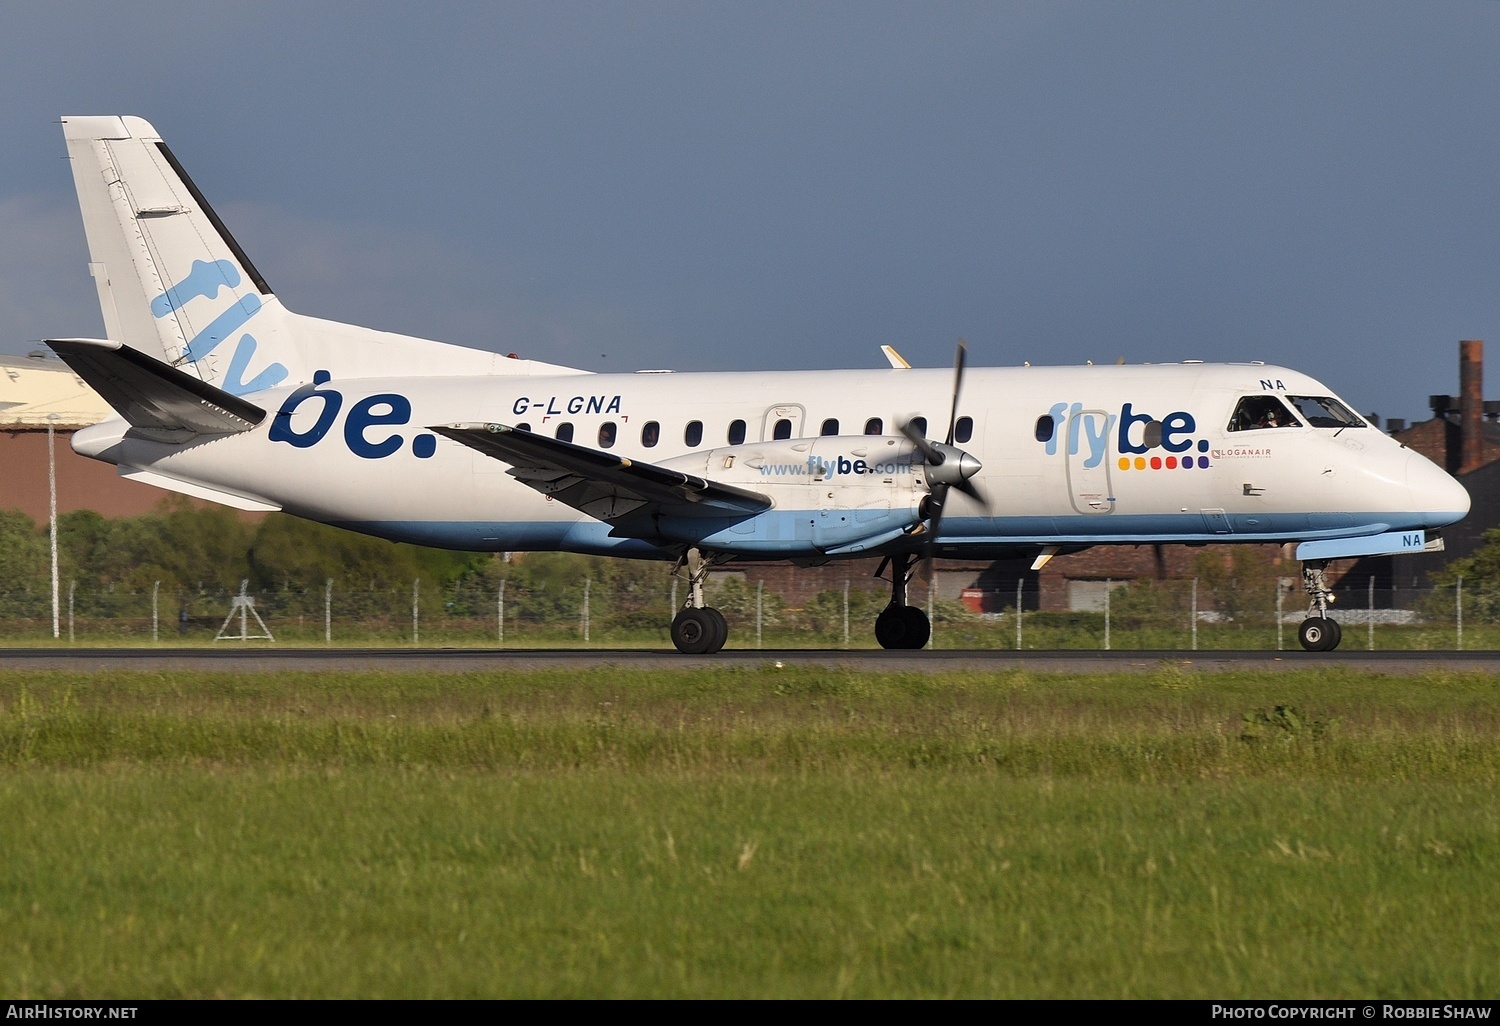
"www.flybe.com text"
758,456,916,478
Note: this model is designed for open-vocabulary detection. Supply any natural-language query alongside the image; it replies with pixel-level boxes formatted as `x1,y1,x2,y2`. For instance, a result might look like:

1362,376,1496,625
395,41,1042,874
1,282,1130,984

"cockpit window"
1228,395,1299,432
1285,395,1365,429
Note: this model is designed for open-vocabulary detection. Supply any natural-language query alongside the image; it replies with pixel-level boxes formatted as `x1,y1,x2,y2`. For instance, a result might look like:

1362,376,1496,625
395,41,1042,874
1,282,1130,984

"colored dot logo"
1118,453,1212,471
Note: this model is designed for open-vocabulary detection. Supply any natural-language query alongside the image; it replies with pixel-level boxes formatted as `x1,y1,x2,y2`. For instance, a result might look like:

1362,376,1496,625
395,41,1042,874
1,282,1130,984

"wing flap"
46,338,265,439
432,423,772,521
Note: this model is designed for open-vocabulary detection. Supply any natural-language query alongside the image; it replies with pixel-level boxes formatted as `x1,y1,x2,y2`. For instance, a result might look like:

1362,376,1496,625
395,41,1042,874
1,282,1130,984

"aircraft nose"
1406,452,1470,528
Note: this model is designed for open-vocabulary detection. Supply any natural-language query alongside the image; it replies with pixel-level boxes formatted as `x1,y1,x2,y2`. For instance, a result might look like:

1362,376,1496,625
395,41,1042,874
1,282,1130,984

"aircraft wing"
432,422,772,523
46,338,265,439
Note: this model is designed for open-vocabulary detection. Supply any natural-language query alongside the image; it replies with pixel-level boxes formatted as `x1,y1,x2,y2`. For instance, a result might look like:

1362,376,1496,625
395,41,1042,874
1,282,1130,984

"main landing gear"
873,553,931,650
669,547,729,654
666,547,934,655
1297,560,1343,652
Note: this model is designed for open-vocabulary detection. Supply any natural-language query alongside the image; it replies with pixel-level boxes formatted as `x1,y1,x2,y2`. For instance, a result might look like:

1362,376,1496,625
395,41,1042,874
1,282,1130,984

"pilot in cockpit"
1231,395,1297,432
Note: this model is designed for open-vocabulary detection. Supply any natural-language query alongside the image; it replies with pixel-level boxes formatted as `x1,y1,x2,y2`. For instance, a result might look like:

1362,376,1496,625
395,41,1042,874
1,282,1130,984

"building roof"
0,353,113,428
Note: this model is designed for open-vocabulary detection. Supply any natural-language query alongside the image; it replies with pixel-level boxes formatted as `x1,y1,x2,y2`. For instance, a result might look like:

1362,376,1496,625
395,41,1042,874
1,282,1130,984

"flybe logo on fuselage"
269,372,438,459
1043,402,1213,470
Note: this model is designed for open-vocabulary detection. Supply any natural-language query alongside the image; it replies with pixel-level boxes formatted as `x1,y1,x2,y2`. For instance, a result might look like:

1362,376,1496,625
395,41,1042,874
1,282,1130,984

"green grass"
1,666,1497,997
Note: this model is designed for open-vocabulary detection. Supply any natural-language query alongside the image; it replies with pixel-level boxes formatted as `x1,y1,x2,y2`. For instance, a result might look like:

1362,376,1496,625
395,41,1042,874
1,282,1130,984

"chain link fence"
0,575,1489,650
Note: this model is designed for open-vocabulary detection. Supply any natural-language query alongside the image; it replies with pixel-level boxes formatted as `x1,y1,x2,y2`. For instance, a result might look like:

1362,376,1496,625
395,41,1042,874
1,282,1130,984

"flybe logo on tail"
150,260,288,396
1043,402,1213,470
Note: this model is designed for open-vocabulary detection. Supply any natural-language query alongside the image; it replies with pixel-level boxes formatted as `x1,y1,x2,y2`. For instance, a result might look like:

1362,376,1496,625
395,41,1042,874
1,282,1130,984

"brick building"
0,353,172,523
1349,340,1499,598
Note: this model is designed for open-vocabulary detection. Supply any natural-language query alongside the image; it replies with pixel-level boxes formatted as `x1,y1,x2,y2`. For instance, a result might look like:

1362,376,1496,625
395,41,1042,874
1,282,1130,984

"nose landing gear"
1297,560,1342,652
873,553,931,650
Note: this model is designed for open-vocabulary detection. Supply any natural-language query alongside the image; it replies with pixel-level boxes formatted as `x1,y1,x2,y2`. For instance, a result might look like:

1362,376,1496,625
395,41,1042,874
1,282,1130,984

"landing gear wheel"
900,605,931,650
875,604,931,650
704,607,729,654
672,608,723,655
1298,617,1341,652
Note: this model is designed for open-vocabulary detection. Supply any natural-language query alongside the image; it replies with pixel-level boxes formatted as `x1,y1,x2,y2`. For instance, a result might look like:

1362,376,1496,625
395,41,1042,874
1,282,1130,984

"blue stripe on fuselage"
324,510,1459,556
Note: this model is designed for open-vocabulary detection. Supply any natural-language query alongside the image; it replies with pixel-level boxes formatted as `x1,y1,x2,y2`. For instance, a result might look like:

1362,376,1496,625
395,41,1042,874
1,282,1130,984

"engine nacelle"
655,436,929,555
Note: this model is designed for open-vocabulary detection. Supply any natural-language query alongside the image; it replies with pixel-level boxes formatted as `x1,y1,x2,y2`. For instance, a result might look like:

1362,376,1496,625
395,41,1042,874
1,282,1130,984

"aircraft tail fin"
60,116,302,397
60,116,586,397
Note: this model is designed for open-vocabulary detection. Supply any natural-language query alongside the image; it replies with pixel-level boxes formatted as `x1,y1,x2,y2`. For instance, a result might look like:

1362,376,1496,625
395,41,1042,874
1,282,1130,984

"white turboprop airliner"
46,116,1469,653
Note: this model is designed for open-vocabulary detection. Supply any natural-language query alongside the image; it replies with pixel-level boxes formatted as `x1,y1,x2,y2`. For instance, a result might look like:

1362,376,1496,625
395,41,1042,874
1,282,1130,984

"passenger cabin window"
685,421,703,447
954,416,973,444
1034,414,1055,443
555,422,574,443
515,422,531,432
773,418,792,440
910,417,928,438
821,418,840,436
1286,395,1365,429
641,421,660,447
598,422,617,448
728,419,747,445
1228,396,1299,431
864,417,883,435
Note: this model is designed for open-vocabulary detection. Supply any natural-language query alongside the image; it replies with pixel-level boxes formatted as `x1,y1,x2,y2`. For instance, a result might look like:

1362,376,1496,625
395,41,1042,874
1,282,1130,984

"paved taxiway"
3,648,1498,674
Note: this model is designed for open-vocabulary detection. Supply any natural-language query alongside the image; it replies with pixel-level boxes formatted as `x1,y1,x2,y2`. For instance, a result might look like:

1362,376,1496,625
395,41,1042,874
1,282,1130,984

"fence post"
756,581,763,649
582,578,591,644
152,581,160,644
412,578,420,646
48,416,59,640
1015,577,1023,650
1275,580,1283,652
843,580,850,650
325,578,333,645
1457,576,1463,651
498,580,506,647
68,580,75,644
1191,577,1198,651
1368,575,1375,652
1104,578,1111,651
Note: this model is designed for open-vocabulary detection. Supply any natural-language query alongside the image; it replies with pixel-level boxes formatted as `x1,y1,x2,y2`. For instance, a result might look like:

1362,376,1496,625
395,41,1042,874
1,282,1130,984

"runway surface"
3,647,1499,673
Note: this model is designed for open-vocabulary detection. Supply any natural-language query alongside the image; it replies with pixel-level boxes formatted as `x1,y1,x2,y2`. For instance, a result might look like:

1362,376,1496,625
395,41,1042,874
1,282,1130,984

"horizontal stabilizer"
45,338,265,440
432,423,772,523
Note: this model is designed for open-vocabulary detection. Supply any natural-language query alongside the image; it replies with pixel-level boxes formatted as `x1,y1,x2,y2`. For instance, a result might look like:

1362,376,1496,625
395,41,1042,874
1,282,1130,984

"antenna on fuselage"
880,345,911,369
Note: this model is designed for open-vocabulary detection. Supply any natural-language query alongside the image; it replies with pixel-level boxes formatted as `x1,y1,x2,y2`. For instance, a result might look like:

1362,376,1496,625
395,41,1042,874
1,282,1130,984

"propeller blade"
905,340,978,579
899,417,944,466
945,339,968,446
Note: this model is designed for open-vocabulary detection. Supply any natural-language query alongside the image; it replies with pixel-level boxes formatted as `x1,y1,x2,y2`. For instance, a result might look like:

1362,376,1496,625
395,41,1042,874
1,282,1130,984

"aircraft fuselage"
73,360,1468,560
